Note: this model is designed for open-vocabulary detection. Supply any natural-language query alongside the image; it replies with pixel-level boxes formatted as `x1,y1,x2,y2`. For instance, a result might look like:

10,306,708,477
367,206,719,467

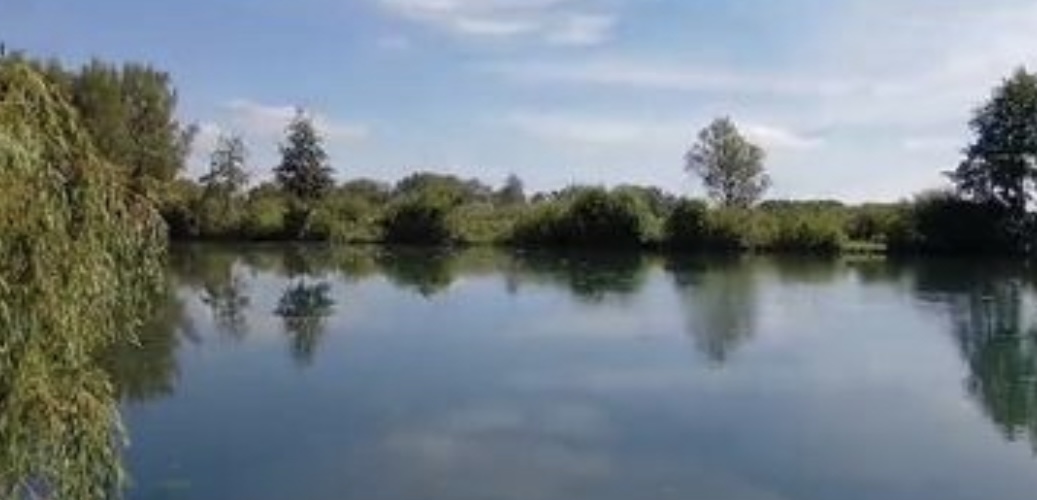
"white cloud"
504,111,820,152
743,124,823,151
544,13,615,46
224,99,370,143
376,0,616,46
487,59,857,96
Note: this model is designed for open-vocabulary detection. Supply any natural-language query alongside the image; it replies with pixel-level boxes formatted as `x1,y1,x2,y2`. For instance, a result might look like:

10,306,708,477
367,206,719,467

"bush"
382,196,456,245
703,208,755,251
758,210,846,254
664,199,710,250
887,191,1014,254
309,195,381,243
508,188,651,248
449,202,518,244
242,194,287,240
846,204,901,243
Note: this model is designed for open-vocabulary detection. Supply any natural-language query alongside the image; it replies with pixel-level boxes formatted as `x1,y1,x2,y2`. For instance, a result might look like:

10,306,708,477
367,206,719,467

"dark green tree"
950,68,1037,240
685,117,770,208
497,173,526,205
275,110,334,202
274,110,334,237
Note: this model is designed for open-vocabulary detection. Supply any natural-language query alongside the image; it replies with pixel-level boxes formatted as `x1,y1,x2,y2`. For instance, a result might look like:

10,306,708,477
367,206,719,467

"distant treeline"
9,50,1037,255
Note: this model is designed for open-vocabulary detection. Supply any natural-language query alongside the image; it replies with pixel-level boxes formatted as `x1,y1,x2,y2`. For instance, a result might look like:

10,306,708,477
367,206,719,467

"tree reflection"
170,245,251,340
510,251,649,303
667,256,759,365
201,273,251,340
911,261,1037,451
101,288,195,403
275,280,335,366
378,248,457,297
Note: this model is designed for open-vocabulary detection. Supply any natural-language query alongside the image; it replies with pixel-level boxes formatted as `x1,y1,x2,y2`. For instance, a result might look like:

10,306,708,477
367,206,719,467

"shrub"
759,210,846,254
382,196,456,245
309,195,381,243
242,194,287,240
887,191,1013,254
508,188,651,248
449,202,518,244
664,199,710,250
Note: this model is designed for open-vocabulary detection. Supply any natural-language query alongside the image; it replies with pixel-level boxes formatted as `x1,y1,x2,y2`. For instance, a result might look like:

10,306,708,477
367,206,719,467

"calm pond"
117,245,1037,500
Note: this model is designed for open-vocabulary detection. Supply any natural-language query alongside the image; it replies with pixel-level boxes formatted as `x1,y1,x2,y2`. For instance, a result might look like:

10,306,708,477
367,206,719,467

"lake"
116,245,1037,500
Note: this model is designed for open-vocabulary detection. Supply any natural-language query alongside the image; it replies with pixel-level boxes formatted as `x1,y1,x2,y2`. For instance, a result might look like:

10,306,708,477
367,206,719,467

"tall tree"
951,68,1037,224
71,60,194,198
685,117,770,208
274,110,334,203
201,134,249,196
196,134,250,237
497,173,526,205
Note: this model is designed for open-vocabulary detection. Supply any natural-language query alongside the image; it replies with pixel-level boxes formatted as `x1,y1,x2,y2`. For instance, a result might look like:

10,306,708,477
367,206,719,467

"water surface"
118,245,1037,500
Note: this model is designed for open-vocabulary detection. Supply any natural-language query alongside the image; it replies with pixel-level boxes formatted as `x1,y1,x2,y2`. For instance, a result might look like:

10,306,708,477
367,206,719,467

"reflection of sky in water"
122,250,1037,500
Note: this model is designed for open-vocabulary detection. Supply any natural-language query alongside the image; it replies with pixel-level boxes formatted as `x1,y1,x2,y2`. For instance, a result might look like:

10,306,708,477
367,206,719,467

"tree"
0,60,165,499
274,109,334,203
950,68,1037,232
497,173,526,205
71,60,194,198
195,135,250,238
201,134,249,196
274,110,334,237
685,117,770,208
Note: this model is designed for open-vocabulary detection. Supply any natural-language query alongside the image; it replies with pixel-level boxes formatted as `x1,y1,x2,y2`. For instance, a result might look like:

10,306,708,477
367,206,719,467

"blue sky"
3,0,1037,200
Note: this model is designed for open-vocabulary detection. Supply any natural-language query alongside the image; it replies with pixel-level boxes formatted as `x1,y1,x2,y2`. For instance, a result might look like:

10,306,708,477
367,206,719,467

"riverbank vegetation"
6,50,1037,256
0,58,165,498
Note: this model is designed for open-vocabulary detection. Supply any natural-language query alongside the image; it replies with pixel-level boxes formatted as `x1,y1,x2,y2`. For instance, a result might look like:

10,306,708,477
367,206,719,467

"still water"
118,245,1037,500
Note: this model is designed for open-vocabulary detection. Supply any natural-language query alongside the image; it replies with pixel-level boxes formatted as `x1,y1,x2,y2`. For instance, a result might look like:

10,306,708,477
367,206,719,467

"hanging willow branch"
0,60,165,499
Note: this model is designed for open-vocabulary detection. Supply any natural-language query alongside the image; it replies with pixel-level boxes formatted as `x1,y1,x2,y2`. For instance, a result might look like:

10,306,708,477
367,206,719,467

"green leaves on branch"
0,60,165,499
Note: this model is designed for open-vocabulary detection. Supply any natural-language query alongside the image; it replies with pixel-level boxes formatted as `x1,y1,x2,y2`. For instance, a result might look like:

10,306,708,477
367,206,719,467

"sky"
3,0,1037,201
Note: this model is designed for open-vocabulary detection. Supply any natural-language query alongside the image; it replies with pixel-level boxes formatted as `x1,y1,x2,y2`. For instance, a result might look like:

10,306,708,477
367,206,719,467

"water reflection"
667,256,760,364
102,291,192,403
908,260,1037,452
510,251,649,303
275,280,336,366
93,246,1037,500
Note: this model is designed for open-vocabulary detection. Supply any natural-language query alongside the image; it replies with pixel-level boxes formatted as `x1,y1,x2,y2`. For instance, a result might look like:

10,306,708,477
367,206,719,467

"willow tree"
0,60,165,498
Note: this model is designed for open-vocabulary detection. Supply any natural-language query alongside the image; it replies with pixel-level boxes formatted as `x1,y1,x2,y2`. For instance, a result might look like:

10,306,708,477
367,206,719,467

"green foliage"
887,190,1013,254
69,60,194,199
701,208,756,251
201,134,249,196
448,202,519,244
309,194,381,243
846,203,901,243
664,199,710,250
509,188,652,248
757,209,846,254
382,196,456,245
0,60,164,499
686,117,770,208
496,173,526,205
394,171,492,206
242,185,289,240
951,68,1037,221
275,110,334,203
